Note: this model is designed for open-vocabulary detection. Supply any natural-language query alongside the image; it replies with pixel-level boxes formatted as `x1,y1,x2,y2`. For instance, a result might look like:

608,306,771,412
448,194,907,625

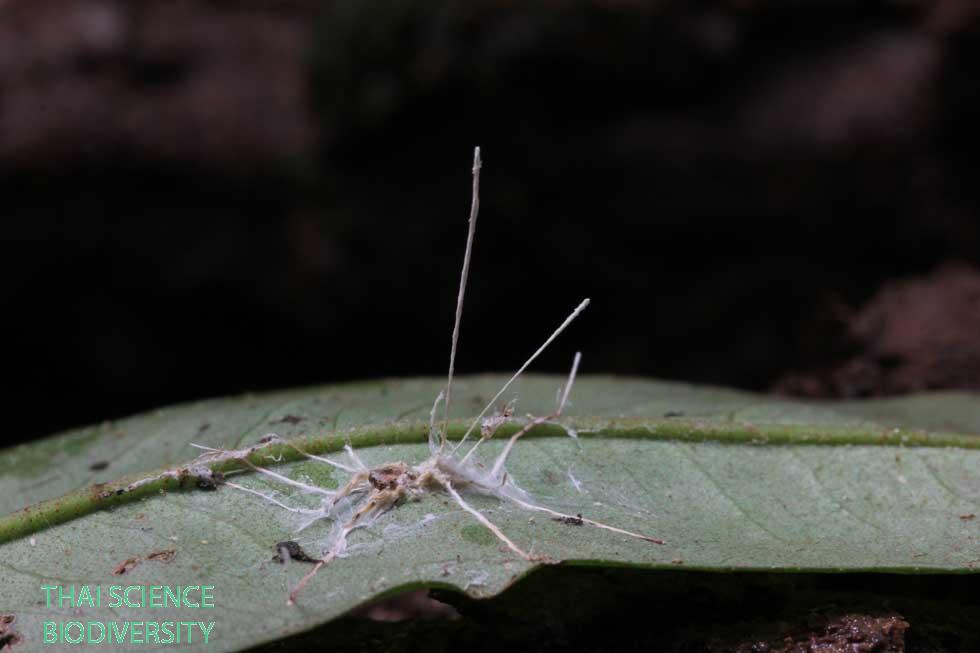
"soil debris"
960,514,976,521
273,541,319,564
715,613,909,653
273,415,305,425
88,461,110,471
552,514,584,526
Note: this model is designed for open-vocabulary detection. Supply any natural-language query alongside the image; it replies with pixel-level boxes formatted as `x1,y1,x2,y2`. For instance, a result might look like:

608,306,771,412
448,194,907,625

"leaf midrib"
2,415,978,545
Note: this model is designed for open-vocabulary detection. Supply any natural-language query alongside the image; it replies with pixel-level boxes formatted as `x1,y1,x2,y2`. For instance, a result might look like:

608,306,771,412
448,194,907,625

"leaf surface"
1,376,978,651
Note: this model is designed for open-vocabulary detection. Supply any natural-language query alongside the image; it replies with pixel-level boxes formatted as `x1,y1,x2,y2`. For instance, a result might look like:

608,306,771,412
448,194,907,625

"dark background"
2,0,979,447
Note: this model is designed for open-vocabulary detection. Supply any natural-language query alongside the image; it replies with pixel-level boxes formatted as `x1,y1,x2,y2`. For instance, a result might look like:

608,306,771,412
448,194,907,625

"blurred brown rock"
777,264,980,397
0,0,319,172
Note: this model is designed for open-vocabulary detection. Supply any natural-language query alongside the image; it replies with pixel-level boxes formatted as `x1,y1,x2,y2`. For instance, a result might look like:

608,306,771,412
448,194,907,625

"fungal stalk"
199,147,663,604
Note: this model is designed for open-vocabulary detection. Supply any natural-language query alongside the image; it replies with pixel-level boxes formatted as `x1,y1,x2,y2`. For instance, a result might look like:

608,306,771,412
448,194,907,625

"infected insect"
191,148,664,604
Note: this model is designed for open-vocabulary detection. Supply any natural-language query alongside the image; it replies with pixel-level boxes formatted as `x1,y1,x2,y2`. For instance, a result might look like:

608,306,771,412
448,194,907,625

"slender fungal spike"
241,461,337,497
223,481,323,515
453,298,590,453
195,150,663,607
443,482,536,561
443,147,482,450
461,352,582,468
558,352,582,413
428,390,445,455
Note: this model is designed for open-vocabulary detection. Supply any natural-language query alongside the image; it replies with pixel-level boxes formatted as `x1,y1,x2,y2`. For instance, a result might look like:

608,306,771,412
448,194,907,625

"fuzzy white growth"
461,351,580,469
222,481,322,515
490,352,580,473
442,147,482,450
452,298,590,455
558,351,582,413
343,443,368,471
271,436,360,474
189,440,276,463
428,390,445,455
119,444,234,494
202,149,663,605
242,460,337,498
502,494,664,544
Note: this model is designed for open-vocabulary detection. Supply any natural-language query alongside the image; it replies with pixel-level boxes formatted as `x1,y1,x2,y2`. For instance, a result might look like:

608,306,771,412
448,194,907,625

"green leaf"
1,376,978,651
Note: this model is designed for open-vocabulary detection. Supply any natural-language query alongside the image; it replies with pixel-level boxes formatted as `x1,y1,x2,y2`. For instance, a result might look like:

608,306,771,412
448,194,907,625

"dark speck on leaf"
197,472,224,491
146,549,176,563
89,461,110,471
273,541,319,563
553,513,584,526
664,411,685,418
273,415,304,425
